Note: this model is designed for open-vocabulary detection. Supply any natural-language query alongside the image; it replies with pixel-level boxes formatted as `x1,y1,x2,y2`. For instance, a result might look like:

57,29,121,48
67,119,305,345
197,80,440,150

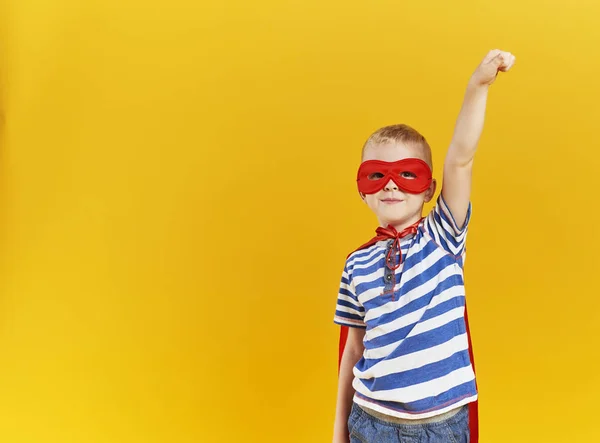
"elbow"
445,156,474,171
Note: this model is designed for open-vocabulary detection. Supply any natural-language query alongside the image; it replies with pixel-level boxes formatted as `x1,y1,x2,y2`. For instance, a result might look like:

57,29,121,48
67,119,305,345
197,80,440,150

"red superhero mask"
357,158,433,195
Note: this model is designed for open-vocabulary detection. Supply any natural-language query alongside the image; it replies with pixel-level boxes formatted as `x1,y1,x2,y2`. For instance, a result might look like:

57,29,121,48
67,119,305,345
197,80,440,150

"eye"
368,172,385,180
400,171,417,179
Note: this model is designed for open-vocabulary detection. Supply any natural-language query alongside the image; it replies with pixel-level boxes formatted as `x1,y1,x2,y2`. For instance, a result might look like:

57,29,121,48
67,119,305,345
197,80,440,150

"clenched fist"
470,50,516,87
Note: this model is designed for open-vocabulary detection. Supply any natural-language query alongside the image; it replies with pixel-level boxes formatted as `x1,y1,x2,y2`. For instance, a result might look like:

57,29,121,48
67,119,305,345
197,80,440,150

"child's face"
361,142,436,228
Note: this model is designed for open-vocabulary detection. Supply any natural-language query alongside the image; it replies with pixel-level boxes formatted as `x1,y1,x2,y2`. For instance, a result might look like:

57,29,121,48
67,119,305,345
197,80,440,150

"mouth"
381,198,404,204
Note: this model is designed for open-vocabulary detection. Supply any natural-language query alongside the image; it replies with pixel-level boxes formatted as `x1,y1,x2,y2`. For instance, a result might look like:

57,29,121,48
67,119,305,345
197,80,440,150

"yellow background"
0,0,599,442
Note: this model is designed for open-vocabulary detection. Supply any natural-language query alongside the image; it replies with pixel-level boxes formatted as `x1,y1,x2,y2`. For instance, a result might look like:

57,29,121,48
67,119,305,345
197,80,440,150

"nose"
383,179,398,191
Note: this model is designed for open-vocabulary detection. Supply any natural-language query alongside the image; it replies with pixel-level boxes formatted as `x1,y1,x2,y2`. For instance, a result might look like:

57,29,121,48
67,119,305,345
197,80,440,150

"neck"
381,214,423,232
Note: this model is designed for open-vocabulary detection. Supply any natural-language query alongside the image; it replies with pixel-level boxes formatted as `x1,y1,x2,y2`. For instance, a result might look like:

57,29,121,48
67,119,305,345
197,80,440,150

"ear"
359,192,367,201
423,178,437,203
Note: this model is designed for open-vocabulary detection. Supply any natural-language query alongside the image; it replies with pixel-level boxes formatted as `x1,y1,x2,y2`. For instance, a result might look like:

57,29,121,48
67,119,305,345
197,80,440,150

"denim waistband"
356,403,465,425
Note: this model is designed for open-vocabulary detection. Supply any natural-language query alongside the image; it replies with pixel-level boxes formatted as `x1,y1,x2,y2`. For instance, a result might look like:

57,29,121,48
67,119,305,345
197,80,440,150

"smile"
381,199,404,204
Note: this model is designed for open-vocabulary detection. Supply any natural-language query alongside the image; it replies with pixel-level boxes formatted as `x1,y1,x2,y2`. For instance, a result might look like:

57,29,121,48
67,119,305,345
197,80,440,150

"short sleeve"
423,194,471,257
333,262,366,329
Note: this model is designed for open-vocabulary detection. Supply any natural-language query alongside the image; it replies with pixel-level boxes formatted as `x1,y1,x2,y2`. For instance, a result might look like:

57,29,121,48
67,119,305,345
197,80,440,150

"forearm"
447,82,490,167
332,344,362,442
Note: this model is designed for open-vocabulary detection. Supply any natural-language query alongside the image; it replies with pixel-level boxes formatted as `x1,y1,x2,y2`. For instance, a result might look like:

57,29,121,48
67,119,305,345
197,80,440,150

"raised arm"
441,49,516,228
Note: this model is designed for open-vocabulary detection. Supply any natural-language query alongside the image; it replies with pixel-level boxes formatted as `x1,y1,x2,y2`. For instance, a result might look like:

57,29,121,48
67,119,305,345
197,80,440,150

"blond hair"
362,124,433,168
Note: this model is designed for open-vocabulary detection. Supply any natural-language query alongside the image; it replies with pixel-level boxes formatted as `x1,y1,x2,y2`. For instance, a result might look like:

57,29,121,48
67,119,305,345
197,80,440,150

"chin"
379,210,408,221
379,210,418,226
380,216,408,226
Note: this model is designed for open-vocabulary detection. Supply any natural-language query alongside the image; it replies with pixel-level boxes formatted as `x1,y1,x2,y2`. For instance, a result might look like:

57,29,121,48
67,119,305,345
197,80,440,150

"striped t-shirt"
333,195,478,420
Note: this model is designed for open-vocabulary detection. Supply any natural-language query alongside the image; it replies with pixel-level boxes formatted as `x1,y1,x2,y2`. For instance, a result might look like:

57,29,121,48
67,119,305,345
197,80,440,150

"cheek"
363,194,379,209
409,193,427,205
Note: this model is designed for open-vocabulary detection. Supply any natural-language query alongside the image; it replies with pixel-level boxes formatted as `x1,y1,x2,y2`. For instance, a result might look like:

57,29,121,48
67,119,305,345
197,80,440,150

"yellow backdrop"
0,0,599,442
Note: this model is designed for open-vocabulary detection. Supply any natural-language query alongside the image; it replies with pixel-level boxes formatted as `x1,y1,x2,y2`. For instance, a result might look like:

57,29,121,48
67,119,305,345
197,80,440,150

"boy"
332,50,515,443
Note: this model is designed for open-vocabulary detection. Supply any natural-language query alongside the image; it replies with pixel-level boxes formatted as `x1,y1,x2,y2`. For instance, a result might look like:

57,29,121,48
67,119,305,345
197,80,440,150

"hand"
470,49,516,87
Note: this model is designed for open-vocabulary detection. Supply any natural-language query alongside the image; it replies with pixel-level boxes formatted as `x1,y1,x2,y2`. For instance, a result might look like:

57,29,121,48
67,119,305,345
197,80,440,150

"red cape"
338,232,479,442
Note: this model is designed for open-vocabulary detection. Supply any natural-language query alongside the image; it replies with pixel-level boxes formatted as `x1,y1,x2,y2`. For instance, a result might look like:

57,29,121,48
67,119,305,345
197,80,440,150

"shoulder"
430,195,471,228
417,196,471,259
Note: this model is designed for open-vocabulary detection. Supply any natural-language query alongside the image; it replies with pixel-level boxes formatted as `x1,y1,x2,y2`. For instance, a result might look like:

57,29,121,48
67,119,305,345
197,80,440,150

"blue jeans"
347,403,470,443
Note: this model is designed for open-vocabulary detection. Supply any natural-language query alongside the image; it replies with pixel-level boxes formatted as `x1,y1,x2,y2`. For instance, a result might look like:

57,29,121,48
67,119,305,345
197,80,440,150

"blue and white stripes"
334,196,478,419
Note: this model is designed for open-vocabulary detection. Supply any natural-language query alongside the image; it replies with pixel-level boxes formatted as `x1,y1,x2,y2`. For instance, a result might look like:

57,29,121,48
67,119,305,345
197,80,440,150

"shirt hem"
334,317,366,328
352,393,478,420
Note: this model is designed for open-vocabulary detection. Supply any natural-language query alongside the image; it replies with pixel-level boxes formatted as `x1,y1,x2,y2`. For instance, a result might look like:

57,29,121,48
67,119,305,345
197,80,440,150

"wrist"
466,78,490,93
464,80,490,103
